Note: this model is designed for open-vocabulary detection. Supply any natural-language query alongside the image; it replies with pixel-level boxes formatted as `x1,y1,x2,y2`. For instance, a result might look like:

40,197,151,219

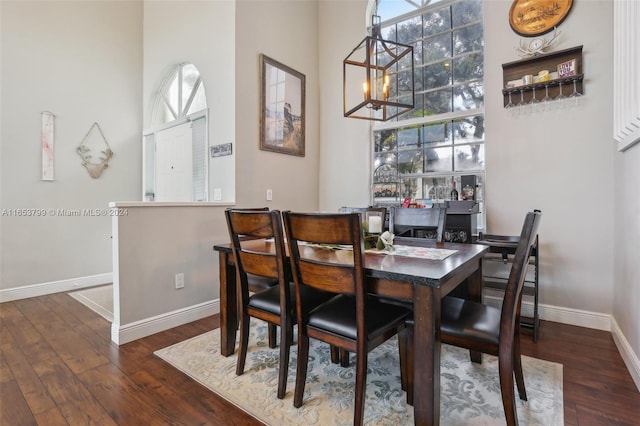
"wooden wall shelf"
502,45,584,107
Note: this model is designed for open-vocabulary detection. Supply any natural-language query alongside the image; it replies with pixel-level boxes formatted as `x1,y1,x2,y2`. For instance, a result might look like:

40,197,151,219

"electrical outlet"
175,273,185,289
266,189,273,201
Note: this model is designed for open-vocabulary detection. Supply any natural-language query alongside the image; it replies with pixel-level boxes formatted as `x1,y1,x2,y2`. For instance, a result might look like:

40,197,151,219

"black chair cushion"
307,295,411,340
247,273,278,290
247,285,281,314
248,283,334,316
440,296,501,345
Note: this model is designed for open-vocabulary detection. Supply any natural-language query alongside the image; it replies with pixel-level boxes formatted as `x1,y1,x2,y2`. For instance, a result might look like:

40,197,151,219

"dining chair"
389,206,447,242
400,210,542,426
227,207,279,347
224,209,333,399
336,206,389,366
388,206,447,384
282,211,412,425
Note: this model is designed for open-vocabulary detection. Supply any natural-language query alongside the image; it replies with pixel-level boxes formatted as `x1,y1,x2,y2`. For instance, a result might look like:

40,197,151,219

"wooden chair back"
225,209,288,306
283,212,364,298
500,210,542,345
389,206,447,242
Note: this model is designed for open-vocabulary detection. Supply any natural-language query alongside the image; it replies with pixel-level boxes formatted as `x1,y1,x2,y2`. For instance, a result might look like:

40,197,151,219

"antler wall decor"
516,27,561,57
77,122,114,179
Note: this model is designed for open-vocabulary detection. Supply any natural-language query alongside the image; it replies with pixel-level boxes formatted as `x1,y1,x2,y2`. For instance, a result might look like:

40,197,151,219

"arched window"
152,63,207,125
144,63,209,202
371,0,485,234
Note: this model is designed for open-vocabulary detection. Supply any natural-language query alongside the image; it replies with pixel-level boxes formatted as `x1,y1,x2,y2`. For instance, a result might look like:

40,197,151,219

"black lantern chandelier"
343,15,415,121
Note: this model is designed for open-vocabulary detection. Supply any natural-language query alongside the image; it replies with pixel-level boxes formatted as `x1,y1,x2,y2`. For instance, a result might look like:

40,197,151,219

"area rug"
155,321,563,425
68,284,113,322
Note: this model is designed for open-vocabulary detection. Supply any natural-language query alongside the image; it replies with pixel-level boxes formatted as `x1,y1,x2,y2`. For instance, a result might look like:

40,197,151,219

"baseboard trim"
0,273,113,303
484,294,612,331
537,303,612,331
111,300,220,345
610,317,640,392
485,295,640,389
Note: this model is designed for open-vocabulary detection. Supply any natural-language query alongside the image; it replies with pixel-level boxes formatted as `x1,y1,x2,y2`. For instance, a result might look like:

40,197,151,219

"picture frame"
260,54,305,157
41,111,55,181
509,0,573,37
557,58,577,78
211,143,232,158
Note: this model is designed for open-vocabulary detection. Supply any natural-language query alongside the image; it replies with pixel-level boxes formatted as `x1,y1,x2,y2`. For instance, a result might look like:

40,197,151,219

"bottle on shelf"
450,179,459,201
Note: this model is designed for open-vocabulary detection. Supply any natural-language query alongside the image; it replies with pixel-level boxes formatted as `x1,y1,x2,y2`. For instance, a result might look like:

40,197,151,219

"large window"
372,0,484,220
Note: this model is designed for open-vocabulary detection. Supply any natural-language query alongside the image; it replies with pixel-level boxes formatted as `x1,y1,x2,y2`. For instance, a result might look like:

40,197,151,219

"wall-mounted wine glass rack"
502,45,584,108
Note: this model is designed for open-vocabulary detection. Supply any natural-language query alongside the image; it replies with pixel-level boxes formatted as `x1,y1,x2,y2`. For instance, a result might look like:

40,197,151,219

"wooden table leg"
467,258,484,364
413,284,440,426
219,251,237,357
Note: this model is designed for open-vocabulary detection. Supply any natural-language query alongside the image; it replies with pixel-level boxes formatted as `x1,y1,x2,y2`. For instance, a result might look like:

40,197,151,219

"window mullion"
161,93,179,121
373,107,484,131
183,78,201,115
178,65,183,117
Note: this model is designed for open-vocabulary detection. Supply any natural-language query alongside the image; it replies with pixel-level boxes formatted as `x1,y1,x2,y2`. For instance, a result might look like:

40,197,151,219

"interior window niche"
144,63,209,202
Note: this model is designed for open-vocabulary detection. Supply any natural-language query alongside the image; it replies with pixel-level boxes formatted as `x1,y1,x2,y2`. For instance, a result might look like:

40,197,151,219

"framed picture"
509,0,573,36
210,143,232,158
557,59,577,78
260,54,305,157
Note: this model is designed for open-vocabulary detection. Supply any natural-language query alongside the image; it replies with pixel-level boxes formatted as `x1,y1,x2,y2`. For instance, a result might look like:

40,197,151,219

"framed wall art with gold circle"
509,0,574,37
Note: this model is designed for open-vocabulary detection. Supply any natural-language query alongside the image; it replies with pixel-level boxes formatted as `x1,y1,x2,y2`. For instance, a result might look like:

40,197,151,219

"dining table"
213,237,489,426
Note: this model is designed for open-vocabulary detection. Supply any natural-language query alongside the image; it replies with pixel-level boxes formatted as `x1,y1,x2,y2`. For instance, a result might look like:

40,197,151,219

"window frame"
146,63,210,202
370,0,485,220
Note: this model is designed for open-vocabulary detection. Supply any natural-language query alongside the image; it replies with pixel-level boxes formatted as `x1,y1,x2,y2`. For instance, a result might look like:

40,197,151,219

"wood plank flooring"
1,293,639,425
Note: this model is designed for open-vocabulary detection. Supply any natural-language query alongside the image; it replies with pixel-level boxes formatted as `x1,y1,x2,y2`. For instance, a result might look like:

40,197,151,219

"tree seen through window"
372,0,484,212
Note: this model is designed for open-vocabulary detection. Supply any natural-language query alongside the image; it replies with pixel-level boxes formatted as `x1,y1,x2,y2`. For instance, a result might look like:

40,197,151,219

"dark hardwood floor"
1,293,639,425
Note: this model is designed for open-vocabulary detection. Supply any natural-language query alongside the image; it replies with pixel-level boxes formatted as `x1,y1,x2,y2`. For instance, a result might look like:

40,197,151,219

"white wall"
613,143,640,383
318,0,372,211
235,0,321,211
0,1,142,293
111,203,220,344
483,0,615,319
142,0,235,203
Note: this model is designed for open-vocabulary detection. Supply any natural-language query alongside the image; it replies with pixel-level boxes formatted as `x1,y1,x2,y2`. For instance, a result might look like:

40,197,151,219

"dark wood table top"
213,238,488,287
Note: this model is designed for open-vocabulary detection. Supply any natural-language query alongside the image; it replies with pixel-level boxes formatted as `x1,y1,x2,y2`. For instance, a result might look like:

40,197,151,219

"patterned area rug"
155,321,563,425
